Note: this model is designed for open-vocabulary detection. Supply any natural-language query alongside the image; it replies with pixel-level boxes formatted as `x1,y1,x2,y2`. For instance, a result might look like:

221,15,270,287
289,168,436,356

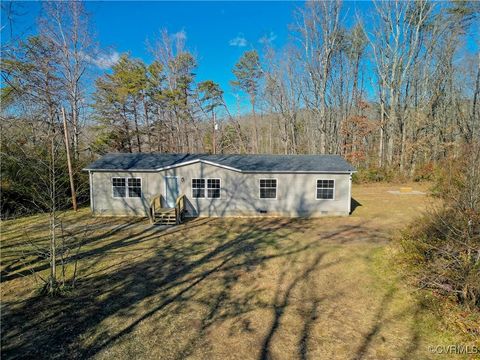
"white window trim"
191,178,205,199
315,179,335,200
191,178,221,199
206,178,222,199
259,178,278,200
112,177,126,199
112,177,142,199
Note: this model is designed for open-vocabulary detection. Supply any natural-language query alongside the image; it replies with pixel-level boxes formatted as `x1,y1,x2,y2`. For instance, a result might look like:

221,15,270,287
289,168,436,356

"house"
84,153,356,223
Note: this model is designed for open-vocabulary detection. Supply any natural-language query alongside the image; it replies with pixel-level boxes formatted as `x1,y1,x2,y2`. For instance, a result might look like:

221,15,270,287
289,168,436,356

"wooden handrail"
150,193,186,225
149,194,162,223
175,194,186,224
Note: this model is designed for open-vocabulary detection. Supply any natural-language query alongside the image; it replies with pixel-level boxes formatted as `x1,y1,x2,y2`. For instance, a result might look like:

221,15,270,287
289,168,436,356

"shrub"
352,167,395,183
412,162,435,182
399,144,480,310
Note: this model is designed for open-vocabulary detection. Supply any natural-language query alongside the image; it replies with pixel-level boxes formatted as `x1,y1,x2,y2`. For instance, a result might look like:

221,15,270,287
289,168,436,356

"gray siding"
90,162,352,217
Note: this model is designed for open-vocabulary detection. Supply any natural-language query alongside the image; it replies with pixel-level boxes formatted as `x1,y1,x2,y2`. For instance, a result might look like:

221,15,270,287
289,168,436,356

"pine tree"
231,50,263,152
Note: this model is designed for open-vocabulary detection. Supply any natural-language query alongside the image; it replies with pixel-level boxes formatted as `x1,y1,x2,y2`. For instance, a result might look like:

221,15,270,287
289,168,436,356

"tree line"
1,0,479,217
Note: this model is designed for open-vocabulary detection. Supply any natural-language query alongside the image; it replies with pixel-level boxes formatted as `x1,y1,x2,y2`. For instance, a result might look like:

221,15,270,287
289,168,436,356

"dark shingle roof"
84,153,355,173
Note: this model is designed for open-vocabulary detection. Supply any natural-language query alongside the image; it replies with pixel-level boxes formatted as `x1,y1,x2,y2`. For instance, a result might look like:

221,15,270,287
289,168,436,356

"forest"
1,0,479,217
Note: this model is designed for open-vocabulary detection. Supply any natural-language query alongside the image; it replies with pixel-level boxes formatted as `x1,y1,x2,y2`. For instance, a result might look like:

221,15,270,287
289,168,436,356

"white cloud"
229,33,247,47
173,29,187,41
259,31,277,44
83,51,120,69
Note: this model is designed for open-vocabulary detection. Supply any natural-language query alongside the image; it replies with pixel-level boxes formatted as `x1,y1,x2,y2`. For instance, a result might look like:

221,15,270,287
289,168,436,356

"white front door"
164,177,179,208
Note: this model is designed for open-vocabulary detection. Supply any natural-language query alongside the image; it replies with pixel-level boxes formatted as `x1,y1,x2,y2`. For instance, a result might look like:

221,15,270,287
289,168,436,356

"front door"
165,177,179,208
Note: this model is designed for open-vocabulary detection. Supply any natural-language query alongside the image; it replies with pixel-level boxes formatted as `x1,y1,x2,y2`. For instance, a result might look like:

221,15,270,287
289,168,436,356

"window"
113,178,126,198
112,177,141,198
316,179,334,200
207,179,221,198
128,178,142,198
192,178,220,198
260,179,277,199
192,178,205,198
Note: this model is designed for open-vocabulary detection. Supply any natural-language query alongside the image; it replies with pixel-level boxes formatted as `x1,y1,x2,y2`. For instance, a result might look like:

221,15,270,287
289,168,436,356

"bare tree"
39,1,92,160
1,35,78,293
296,0,342,154
367,0,433,169
264,46,302,154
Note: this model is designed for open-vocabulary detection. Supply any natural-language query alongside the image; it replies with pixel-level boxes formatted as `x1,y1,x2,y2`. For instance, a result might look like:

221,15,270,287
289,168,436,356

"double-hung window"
112,177,142,198
127,178,142,197
259,179,277,199
316,179,334,200
112,178,126,198
192,179,205,198
192,178,221,198
207,179,221,198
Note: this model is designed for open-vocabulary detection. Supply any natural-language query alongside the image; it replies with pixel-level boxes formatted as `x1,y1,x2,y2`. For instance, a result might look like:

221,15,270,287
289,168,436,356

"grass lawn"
0,183,469,359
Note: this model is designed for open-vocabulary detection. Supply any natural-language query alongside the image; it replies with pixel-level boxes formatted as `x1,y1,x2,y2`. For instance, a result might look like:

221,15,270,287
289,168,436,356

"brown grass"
0,183,468,359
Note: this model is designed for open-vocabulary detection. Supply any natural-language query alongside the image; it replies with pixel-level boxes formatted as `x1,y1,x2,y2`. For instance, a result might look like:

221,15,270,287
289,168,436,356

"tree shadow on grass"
0,217,145,281
351,286,424,360
1,216,402,360
352,287,397,360
1,217,325,359
259,252,333,360
1,217,213,282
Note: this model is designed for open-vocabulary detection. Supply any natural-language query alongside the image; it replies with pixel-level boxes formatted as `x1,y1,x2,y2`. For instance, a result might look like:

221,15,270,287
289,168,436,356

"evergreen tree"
231,50,263,152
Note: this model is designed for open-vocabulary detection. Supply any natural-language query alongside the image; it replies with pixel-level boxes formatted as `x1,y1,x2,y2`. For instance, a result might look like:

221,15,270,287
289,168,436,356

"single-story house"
84,153,356,222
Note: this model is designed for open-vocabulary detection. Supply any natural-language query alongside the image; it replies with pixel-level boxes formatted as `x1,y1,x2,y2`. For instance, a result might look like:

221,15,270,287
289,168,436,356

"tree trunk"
143,95,152,151
471,54,480,142
251,96,259,153
212,111,216,154
378,98,385,168
133,100,142,152
49,132,57,293
71,87,80,160
62,107,77,211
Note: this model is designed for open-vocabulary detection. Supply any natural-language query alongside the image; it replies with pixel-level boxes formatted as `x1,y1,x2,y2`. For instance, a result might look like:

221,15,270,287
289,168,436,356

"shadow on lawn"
351,287,423,360
259,252,340,360
1,217,210,282
0,217,145,281
1,216,403,359
351,198,362,214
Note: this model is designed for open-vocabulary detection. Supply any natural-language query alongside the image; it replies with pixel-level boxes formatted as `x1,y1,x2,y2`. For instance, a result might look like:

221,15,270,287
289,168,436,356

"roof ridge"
84,152,356,172
105,152,344,156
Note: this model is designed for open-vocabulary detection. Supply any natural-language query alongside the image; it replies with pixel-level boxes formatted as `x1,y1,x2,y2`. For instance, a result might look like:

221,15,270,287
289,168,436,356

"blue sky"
88,1,299,110
3,1,305,110
2,1,478,111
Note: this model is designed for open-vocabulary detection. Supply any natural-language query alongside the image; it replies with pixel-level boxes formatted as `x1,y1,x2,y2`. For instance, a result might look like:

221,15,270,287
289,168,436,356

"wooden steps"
153,208,176,225
149,194,186,226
